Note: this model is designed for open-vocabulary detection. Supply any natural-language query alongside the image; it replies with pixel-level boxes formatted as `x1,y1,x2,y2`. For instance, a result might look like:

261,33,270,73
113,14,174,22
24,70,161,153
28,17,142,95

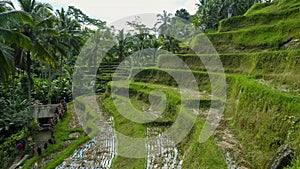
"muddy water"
146,127,183,169
56,117,115,169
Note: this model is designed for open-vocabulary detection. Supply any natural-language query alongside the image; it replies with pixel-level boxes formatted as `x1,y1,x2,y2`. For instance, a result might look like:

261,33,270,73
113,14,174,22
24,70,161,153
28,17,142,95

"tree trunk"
60,55,63,92
119,46,124,62
12,48,22,110
26,51,32,105
11,70,16,112
169,38,175,53
48,66,52,104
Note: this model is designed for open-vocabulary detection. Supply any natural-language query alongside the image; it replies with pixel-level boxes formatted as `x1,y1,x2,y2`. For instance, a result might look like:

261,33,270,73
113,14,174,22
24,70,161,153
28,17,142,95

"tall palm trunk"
11,70,16,111
119,46,124,62
26,50,32,105
48,66,52,104
60,55,63,92
12,48,22,109
169,38,175,53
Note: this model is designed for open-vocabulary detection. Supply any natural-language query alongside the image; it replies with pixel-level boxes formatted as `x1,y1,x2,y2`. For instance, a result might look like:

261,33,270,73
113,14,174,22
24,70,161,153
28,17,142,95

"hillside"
100,0,300,168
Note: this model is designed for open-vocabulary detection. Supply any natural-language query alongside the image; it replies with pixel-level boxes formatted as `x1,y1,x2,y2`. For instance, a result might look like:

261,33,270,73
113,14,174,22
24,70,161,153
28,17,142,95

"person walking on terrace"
228,7,233,18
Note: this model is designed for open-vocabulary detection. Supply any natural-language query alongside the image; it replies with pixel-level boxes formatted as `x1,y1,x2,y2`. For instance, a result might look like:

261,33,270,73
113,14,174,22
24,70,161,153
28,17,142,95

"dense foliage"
192,0,274,28
2,0,299,168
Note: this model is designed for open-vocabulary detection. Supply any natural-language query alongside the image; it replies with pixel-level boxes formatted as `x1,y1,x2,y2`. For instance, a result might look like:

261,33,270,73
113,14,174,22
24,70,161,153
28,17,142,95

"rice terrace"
0,0,300,168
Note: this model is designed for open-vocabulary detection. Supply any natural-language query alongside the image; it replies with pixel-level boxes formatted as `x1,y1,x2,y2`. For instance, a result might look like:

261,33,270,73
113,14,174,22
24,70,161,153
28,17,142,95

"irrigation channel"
55,97,242,168
56,96,184,169
146,127,183,169
56,117,115,168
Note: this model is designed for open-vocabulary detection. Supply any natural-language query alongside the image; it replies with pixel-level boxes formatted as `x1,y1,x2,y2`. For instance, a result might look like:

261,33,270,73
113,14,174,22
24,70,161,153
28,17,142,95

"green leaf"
31,40,56,68
0,10,33,27
0,43,13,81
0,28,31,49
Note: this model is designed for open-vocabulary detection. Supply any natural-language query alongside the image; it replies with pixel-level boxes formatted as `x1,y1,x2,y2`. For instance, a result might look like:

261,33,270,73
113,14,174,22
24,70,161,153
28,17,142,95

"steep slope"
101,0,300,168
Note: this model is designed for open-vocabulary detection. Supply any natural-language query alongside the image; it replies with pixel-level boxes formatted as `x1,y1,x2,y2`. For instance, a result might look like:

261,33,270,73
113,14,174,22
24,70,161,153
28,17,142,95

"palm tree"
147,34,164,64
0,8,32,81
127,19,153,65
155,10,181,53
81,28,114,73
12,0,58,104
155,10,172,36
55,7,83,93
112,29,133,62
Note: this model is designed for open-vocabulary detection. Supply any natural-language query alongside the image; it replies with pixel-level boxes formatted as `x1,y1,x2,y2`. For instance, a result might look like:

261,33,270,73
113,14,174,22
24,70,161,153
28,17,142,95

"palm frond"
35,28,59,37
35,15,57,28
0,0,15,11
0,43,13,81
0,28,31,50
0,10,33,27
31,40,56,68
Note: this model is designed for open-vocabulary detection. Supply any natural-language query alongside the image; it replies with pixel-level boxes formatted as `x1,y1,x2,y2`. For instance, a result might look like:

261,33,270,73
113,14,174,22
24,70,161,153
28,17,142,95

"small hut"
31,104,59,130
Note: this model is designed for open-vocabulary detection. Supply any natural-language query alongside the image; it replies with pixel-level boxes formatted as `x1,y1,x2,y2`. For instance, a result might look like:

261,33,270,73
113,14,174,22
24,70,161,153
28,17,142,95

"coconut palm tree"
81,28,114,73
11,0,58,104
54,7,84,92
155,10,172,36
0,8,32,81
112,29,133,62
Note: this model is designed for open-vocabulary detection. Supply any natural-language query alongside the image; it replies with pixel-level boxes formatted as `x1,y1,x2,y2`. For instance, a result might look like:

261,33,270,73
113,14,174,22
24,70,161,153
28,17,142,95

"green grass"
104,76,227,168
42,135,90,169
285,158,300,169
157,50,300,90
220,6,300,32
246,0,300,16
219,0,300,32
180,119,227,169
102,97,146,169
193,18,300,53
131,68,213,92
224,75,300,168
108,81,216,112
102,85,227,168
125,67,300,168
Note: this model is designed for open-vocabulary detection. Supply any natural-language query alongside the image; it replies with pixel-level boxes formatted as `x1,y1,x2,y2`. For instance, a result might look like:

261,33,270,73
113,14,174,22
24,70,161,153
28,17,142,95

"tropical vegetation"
0,0,299,168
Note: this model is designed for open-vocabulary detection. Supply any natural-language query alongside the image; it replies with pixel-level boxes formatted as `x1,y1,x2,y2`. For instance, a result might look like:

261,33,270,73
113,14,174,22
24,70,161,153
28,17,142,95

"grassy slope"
102,81,227,168
101,1,300,166
191,0,300,54
105,0,300,168
219,0,300,32
43,0,300,168
130,68,300,168
179,118,227,169
157,50,300,90
102,97,146,169
207,1,300,167
192,20,300,53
